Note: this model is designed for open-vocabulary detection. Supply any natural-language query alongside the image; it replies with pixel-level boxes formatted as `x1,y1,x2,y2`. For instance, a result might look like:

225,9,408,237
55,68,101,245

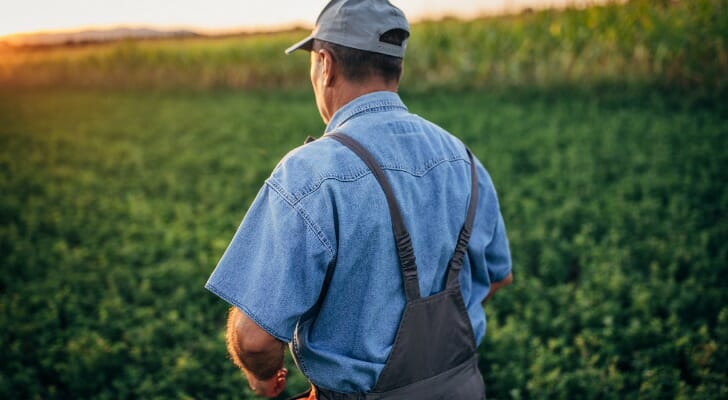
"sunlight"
0,0,607,38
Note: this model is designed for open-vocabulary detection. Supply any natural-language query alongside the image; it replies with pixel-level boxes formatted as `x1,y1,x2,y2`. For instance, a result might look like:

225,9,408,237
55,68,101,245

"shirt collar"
324,91,408,134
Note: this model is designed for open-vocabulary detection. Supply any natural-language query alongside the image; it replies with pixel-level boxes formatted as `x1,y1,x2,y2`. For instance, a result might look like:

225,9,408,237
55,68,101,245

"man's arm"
226,307,288,398
482,272,513,304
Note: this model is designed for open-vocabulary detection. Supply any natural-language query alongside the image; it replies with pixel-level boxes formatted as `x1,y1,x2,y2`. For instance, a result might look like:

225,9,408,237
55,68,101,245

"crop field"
2,86,726,399
1,0,728,399
1,0,726,91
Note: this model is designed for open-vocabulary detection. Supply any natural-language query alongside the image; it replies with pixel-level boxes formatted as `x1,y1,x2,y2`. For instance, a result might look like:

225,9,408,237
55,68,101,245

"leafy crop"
0,0,726,91
1,0,727,398
1,86,726,398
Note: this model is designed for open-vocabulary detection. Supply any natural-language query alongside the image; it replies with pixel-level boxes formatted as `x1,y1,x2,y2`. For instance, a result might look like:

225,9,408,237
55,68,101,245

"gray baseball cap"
285,0,410,58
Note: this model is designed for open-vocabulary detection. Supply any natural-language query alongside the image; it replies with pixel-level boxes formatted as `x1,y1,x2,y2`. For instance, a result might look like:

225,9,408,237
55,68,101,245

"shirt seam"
492,269,512,283
326,93,407,132
486,214,512,283
292,333,311,376
293,156,471,204
204,281,293,342
265,179,336,258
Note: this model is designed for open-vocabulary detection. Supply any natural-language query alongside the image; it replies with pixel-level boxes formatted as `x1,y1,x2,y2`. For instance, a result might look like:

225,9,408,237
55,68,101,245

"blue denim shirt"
206,91,511,393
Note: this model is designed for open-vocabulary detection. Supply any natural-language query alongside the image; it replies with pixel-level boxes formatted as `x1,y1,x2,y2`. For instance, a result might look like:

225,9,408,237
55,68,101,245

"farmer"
205,0,513,398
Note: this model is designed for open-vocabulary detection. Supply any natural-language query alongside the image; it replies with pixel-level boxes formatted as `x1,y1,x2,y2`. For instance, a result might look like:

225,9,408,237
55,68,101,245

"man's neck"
327,80,398,121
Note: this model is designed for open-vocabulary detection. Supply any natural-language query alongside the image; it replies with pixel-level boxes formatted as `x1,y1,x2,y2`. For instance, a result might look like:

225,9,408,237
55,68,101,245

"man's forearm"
482,272,513,304
226,307,285,380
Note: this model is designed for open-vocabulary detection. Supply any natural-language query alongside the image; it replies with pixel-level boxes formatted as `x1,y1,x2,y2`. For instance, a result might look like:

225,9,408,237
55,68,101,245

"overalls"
290,133,485,400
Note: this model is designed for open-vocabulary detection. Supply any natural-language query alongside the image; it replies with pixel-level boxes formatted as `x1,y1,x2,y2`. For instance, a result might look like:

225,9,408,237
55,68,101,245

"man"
205,1,513,399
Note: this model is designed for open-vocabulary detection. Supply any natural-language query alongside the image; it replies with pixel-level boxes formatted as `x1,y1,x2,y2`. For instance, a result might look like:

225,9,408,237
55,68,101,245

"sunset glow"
1,0,606,38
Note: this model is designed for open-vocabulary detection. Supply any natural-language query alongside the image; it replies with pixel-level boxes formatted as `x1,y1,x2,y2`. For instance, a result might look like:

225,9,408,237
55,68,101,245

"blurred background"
1,0,726,398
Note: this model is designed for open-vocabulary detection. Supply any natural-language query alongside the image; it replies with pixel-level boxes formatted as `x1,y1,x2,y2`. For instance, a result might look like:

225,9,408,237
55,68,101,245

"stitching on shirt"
266,178,297,204
205,281,293,342
292,330,311,376
380,155,467,177
337,104,407,127
292,171,373,203
265,180,336,258
290,167,372,201
341,100,406,119
291,156,471,204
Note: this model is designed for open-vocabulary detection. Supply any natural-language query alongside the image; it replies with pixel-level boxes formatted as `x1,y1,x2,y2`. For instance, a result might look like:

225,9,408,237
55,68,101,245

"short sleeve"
205,182,333,342
468,156,512,296
485,212,512,283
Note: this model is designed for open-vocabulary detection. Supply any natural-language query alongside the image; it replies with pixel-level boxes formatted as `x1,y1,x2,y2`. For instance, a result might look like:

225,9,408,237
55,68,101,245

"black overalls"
294,133,485,400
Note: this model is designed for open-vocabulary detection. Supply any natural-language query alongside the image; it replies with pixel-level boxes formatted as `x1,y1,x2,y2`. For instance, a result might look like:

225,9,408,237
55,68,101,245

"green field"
2,0,728,398
1,0,726,91
2,86,726,398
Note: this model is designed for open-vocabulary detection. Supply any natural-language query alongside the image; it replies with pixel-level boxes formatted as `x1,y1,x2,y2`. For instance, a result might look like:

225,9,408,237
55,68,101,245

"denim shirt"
205,91,511,393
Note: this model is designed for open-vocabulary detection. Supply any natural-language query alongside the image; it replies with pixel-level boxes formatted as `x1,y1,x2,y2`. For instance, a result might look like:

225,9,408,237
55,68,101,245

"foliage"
0,86,726,398
409,0,728,89
1,0,727,397
0,0,726,90
0,89,321,399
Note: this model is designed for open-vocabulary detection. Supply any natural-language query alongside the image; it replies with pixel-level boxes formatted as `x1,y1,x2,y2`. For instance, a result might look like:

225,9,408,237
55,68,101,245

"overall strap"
328,132,421,301
445,149,479,288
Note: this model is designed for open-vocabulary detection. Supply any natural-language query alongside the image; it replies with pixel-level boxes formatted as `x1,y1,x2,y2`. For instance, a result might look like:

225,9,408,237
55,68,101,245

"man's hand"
226,307,288,398
482,272,513,304
245,367,288,398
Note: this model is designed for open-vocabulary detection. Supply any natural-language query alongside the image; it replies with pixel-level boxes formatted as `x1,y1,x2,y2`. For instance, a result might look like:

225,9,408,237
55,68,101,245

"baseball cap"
284,0,410,58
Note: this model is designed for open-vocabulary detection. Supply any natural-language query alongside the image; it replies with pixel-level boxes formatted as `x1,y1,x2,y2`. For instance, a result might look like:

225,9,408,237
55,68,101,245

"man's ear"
320,48,336,87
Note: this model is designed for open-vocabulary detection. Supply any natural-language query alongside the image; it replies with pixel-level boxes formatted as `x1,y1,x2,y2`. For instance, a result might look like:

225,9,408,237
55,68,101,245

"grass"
1,0,726,90
1,0,727,397
0,86,726,398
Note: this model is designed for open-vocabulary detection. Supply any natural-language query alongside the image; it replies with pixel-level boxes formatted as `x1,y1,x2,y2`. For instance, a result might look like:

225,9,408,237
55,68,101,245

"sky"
0,0,598,38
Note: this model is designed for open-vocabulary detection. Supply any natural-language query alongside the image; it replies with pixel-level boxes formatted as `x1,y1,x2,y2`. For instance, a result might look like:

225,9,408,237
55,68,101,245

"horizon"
1,0,611,40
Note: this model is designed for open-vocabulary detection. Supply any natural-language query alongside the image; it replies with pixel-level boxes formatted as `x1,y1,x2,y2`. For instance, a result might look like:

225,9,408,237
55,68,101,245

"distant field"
1,86,726,398
2,0,727,398
1,0,726,90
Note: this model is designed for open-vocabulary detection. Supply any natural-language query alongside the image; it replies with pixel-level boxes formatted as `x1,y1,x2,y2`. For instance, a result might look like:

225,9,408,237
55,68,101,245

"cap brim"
284,36,314,55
